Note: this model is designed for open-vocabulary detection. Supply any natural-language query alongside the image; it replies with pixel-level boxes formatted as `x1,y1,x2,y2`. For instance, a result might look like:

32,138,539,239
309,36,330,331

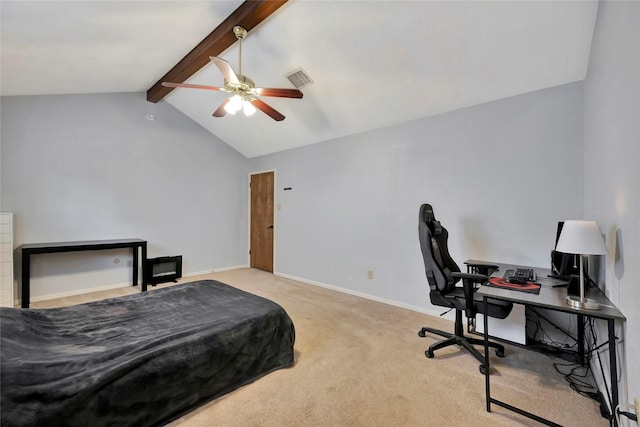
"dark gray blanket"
0,280,295,426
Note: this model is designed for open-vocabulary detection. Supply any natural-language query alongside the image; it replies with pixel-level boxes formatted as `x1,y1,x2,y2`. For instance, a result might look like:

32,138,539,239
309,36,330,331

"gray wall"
250,82,584,315
584,1,640,407
1,92,248,298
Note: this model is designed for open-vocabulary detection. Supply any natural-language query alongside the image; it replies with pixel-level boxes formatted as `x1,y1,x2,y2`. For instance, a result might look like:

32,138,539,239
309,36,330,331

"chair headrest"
421,203,442,236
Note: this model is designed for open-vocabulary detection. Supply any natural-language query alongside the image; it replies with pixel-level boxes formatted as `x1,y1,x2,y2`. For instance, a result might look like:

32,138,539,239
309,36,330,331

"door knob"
267,225,274,229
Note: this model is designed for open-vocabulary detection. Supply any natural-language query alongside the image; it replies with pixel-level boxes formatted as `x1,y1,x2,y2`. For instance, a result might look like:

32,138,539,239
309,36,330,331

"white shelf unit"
1,213,15,307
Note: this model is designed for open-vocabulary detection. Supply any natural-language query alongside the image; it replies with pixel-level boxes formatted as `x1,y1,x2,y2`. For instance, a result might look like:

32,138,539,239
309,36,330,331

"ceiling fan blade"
255,88,303,99
251,99,285,121
209,56,240,85
212,98,230,117
161,82,225,91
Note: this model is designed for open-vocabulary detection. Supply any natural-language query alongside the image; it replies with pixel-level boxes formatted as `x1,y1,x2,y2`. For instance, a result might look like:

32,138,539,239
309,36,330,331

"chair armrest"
451,271,488,283
452,272,488,318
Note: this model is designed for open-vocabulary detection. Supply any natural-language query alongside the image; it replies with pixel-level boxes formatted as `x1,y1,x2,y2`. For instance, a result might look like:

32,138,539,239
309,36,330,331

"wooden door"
250,172,274,272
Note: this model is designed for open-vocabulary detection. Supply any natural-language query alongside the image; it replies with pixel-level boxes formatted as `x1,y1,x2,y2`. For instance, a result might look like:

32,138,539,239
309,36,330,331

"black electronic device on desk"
504,268,537,285
550,221,580,280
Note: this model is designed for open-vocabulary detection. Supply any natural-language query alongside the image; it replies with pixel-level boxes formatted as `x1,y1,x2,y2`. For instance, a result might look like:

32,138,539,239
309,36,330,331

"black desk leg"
132,246,139,287
483,296,491,412
141,242,148,292
21,253,30,308
577,314,585,365
609,319,618,427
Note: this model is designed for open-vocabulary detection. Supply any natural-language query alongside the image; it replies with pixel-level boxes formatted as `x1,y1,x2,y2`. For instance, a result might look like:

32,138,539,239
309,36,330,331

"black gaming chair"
417,203,513,373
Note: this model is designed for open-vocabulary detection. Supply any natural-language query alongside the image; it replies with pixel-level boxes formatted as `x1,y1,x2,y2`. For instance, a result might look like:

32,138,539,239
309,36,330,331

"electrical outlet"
634,396,640,427
367,270,374,280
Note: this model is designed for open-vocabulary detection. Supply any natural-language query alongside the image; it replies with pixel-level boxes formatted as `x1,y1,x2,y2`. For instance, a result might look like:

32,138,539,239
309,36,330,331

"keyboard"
504,268,537,284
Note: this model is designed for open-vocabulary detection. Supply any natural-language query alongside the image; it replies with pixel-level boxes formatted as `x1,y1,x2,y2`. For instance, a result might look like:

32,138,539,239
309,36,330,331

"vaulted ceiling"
0,1,598,158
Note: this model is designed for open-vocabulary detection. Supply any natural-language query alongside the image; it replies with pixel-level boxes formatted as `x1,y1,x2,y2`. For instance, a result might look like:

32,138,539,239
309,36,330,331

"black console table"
18,238,147,308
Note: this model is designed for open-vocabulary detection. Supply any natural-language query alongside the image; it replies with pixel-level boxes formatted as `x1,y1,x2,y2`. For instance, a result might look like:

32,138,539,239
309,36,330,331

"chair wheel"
418,330,426,338
495,349,505,357
479,364,487,375
425,350,434,358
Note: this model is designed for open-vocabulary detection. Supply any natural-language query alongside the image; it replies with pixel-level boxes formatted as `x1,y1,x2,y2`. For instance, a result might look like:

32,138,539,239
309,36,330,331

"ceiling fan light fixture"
243,100,256,116
225,95,243,114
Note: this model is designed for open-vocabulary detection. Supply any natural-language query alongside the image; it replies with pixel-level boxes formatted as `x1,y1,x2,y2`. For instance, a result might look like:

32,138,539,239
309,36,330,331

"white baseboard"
29,266,438,320
182,265,248,277
182,269,215,278
30,281,131,302
274,271,443,319
211,264,249,273
30,265,250,302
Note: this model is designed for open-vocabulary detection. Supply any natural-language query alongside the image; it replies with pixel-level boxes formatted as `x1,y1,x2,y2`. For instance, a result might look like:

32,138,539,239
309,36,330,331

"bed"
0,280,295,426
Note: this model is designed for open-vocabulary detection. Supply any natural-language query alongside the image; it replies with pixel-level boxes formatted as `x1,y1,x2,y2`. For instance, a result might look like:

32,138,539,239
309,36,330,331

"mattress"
0,280,295,426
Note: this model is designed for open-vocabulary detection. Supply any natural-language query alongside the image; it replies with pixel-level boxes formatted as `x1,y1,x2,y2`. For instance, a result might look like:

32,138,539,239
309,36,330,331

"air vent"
285,68,314,89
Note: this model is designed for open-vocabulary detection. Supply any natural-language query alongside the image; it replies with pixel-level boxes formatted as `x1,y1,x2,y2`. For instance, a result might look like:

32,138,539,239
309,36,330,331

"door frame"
248,169,277,272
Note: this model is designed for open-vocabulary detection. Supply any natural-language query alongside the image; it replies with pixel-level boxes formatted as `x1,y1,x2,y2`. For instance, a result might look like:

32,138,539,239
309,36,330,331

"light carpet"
32,268,606,426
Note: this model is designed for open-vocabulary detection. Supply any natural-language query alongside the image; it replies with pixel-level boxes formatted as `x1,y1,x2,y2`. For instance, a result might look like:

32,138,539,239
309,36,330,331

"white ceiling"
0,1,598,158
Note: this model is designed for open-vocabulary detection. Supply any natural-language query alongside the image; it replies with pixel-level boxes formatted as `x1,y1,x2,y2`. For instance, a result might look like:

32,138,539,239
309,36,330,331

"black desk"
473,261,625,427
18,238,147,308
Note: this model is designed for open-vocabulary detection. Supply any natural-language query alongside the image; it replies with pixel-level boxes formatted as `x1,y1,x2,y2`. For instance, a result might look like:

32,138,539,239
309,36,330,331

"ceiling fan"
162,26,303,121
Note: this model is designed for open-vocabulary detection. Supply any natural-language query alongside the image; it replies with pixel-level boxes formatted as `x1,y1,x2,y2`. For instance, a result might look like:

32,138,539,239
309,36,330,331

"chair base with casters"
418,310,505,374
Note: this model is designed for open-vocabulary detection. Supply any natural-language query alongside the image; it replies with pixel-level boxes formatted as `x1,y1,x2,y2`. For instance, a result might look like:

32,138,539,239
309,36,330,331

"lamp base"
566,295,601,310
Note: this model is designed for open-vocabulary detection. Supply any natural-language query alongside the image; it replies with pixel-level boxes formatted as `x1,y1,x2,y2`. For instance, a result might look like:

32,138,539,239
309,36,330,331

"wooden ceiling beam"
146,0,288,103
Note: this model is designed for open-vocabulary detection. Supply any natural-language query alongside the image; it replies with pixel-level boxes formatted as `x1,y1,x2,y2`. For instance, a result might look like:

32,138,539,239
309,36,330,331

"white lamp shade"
556,220,607,255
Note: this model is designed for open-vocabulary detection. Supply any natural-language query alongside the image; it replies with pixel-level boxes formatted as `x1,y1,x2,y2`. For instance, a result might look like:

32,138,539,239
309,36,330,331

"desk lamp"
555,220,607,310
